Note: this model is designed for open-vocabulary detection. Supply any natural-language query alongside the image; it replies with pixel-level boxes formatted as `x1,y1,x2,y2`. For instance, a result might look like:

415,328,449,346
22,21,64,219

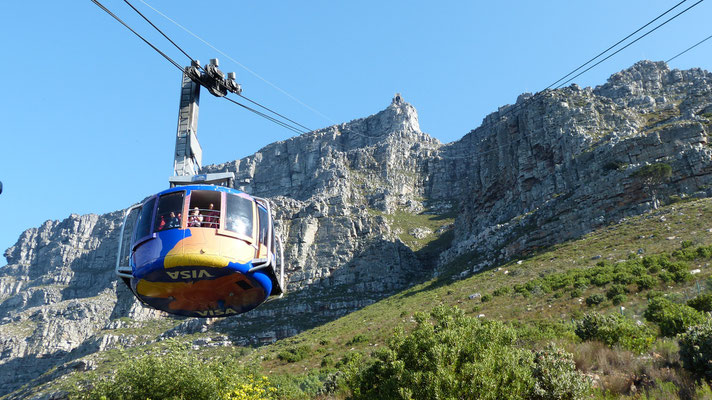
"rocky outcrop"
430,61,712,265
2,61,712,398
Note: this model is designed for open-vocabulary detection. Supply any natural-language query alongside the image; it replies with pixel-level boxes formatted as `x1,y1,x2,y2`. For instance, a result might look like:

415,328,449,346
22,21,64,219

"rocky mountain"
2,60,712,398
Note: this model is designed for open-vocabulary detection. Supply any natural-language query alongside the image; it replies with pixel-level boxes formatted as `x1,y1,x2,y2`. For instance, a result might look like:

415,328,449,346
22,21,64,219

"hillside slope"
16,192,712,399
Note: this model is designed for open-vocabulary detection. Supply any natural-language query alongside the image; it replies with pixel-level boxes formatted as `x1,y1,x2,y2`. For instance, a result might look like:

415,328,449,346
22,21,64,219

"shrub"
68,342,262,400
586,294,605,307
678,320,712,382
222,375,278,400
644,297,707,337
697,246,712,259
345,306,590,400
688,294,712,313
591,273,614,286
672,270,692,283
606,284,628,300
611,294,627,305
346,334,368,345
658,270,673,283
613,272,634,285
631,163,672,182
493,286,511,296
531,344,592,400
574,312,655,353
570,288,583,299
481,294,492,302
636,275,658,291
573,277,590,290
278,345,312,363
643,255,664,273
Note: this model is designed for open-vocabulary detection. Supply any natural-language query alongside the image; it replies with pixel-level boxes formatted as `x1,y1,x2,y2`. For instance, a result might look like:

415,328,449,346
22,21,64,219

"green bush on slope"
644,297,707,337
574,312,654,353
344,306,590,400
68,341,277,400
679,319,712,382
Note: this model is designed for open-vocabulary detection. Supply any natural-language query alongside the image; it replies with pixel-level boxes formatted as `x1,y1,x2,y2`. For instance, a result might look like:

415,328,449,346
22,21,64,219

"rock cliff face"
431,61,712,267
2,61,712,398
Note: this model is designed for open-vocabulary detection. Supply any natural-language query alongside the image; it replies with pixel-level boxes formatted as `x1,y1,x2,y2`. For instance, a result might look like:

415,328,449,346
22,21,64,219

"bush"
606,284,628,300
658,270,673,283
643,255,664,273
68,342,268,400
697,246,712,259
636,275,658,291
679,320,712,382
688,294,712,313
481,294,492,302
493,286,511,296
574,312,655,353
278,345,312,363
586,294,605,307
222,375,278,400
346,334,368,345
613,272,634,285
345,306,590,400
531,344,591,400
611,294,627,305
591,273,614,286
573,277,590,290
644,297,707,337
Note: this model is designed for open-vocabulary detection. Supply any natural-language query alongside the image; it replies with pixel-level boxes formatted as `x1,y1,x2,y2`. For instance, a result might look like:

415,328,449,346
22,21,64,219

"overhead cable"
433,0,707,161
545,0,689,90
137,0,336,124
667,33,712,62
91,0,184,72
554,0,705,89
238,94,313,132
223,97,307,135
92,0,311,135
122,0,198,66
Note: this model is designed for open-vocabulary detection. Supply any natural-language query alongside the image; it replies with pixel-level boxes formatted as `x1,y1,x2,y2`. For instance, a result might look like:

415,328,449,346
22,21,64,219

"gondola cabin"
116,185,284,318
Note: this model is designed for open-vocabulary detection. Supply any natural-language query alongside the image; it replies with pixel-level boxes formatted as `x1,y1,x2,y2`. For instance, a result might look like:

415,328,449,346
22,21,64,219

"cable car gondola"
116,184,284,317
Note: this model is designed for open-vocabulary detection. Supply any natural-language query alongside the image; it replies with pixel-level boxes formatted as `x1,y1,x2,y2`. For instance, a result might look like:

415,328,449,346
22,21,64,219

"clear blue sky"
2,0,711,264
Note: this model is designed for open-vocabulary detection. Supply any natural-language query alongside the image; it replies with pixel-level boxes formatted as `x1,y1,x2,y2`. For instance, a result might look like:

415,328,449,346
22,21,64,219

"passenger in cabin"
189,207,203,227
157,215,166,231
167,211,180,229
203,203,219,228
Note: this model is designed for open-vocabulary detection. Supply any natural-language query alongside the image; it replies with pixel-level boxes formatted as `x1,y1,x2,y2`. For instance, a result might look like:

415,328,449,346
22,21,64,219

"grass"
368,207,456,252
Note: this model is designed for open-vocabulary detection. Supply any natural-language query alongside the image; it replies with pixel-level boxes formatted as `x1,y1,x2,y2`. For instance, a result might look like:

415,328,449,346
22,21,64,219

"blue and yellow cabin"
116,185,284,318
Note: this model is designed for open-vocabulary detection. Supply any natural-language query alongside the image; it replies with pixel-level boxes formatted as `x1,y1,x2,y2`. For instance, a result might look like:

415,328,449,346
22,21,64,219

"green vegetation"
277,345,312,363
370,207,456,252
574,312,655,353
344,306,590,400
67,340,278,400
31,197,712,399
679,320,712,382
642,106,681,131
644,297,707,337
688,293,712,313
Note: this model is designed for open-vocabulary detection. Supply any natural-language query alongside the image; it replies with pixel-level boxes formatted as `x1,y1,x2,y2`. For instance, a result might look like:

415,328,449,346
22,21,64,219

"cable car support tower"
169,59,240,187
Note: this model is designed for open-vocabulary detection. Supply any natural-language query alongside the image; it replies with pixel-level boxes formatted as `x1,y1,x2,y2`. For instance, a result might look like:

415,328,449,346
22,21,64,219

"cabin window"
257,205,270,249
133,197,156,242
188,190,221,229
154,192,184,232
225,194,253,238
